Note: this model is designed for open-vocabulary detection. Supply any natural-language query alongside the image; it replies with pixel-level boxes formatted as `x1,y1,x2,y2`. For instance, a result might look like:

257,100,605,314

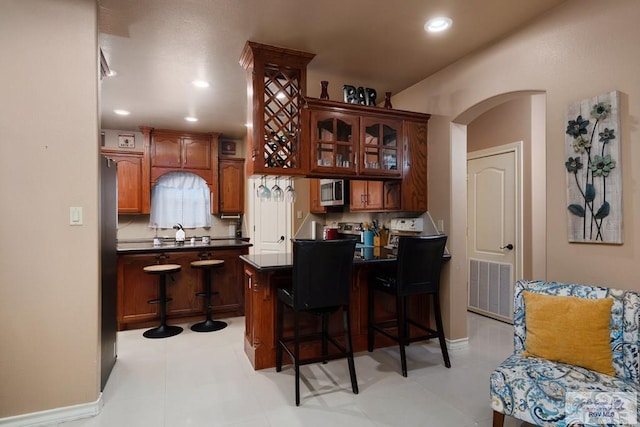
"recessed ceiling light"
114,109,130,116
425,16,452,33
192,80,210,88
185,116,198,122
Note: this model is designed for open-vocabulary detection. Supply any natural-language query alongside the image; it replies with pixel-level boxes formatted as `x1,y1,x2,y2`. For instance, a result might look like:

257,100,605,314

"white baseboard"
0,393,103,427
446,336,469,351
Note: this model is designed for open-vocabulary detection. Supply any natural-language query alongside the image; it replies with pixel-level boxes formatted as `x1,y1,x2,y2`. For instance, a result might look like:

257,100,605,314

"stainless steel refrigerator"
100,155,118,390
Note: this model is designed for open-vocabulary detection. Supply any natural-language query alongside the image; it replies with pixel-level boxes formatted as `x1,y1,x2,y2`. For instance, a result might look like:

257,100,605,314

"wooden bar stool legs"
190,259,226,332
142,264,183,339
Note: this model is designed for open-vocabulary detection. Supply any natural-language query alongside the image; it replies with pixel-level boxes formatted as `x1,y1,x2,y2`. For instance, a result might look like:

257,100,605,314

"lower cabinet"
117,248,247,330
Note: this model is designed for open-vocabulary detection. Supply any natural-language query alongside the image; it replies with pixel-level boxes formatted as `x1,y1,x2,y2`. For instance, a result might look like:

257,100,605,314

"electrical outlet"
437,219,444,232
296,210,303,219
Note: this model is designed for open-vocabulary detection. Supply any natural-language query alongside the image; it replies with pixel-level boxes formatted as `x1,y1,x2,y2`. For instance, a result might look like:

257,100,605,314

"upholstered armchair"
490,280,639,426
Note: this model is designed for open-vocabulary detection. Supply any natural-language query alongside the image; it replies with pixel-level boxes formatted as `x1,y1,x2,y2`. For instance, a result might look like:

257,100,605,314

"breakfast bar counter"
240,247,449,370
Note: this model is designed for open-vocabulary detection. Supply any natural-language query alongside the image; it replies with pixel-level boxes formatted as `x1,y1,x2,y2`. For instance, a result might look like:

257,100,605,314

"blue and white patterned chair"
490,280,640,427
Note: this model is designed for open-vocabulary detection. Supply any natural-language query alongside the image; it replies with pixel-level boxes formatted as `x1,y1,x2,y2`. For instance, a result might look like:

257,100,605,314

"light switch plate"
70,207,83,226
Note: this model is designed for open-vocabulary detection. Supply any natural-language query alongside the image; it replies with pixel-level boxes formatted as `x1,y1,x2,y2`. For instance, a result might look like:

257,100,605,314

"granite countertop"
118,238,252,254
239,245,398,271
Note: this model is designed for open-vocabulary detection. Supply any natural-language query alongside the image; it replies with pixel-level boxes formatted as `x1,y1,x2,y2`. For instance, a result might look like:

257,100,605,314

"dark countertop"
118,238,252,254
240,245,399,271
240,244,452,272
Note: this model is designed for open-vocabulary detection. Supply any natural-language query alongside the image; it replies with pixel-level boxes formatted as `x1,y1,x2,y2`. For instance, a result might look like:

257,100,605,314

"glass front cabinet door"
359,117,402,178
309,111,358,175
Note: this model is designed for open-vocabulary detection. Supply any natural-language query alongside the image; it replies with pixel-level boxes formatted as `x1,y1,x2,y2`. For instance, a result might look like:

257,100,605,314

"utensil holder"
364,230,374,246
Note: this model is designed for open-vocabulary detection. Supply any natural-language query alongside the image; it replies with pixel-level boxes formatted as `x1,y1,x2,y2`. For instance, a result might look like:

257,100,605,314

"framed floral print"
565,91,622,244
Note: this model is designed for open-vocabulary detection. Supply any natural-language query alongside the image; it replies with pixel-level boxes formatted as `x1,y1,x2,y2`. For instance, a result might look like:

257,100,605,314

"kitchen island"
240,246,450,370
117,238,251,331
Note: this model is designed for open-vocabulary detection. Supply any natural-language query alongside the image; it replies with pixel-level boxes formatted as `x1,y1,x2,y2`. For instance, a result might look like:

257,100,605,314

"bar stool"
143,263,183,339
191,259,227,332
367,235,450,376
276,239,358,406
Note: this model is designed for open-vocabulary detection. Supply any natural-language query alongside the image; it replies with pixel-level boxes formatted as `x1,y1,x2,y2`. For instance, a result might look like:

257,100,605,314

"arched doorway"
449,91,546,334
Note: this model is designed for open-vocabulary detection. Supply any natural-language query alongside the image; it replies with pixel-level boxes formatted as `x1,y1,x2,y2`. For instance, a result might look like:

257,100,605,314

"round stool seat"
190,259,224,269
144,263,181,274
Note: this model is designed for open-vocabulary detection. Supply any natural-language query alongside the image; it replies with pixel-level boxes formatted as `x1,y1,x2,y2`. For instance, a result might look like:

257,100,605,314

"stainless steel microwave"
320,179,347,206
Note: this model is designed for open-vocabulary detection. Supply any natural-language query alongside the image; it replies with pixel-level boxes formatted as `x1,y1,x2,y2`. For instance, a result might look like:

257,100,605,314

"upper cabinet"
101,149,149,214
145,128,218,182
303,98,430,212
151,134,212,170
309,110,358,175
219,158,245,214
302,98,409,179
141,127,220,215
401,120,429,212
239,41,315,176
359,117,402,178
309,178,326,214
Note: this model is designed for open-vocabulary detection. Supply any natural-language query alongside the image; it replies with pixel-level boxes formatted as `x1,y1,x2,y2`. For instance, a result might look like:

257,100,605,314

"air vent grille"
468,258,513,322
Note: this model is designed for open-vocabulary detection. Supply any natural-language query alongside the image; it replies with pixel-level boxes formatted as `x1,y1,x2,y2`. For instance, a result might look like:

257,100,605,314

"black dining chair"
367,234,450,377
276,239,358,406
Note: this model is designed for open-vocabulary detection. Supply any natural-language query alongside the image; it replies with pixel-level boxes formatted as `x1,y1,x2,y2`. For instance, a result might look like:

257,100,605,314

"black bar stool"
143,263,183,339
368,234,450,376
191,259,227,332
276,239,358,406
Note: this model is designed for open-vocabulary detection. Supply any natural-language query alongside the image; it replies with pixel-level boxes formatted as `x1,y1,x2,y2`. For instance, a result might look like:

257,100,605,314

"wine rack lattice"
262,67,301,169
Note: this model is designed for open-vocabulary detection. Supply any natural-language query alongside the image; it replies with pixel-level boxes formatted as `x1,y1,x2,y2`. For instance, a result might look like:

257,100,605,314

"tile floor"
61,313,532,427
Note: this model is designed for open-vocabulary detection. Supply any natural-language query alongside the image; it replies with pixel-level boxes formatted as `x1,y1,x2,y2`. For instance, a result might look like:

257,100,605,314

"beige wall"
0,0,100,418
393,0,640,339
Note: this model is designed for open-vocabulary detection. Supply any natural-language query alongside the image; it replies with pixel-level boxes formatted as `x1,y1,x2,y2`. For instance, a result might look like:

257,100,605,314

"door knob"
278,236,285,243
500,243,514,250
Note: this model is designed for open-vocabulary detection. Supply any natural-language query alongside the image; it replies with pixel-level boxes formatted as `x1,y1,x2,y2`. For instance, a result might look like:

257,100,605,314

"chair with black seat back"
276,239,358,406
368,234,450,377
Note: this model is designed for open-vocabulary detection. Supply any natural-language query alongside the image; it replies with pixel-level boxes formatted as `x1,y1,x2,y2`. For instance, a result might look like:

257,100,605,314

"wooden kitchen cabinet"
359,116,402,178
219,158,245,214
350,180,383,211
101,149,147,214
401,120,429,212
308,110,358,175
302,98,408,179
141,127,220,215
240,41,315,176
302,98,430,211
149,129,217,180
350,180,401,212
117,248,247,331
309,178,326,213
383,181,401,210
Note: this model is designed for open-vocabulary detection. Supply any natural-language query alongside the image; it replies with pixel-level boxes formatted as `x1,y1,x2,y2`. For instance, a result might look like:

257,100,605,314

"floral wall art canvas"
565,91,622,244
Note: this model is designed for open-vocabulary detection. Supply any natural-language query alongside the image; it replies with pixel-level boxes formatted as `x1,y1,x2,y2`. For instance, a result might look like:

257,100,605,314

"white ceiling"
98,0,566,140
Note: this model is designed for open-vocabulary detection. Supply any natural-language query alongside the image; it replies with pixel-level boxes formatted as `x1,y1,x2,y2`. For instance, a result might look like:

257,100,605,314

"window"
149,172,211,229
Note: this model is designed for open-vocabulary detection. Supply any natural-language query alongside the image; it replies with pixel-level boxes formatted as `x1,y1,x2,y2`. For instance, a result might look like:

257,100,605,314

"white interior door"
467,143,521,322
249,177,292,254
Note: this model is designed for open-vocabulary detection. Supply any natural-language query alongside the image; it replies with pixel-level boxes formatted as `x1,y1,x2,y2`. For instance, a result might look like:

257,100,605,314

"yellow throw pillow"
522,291,614,376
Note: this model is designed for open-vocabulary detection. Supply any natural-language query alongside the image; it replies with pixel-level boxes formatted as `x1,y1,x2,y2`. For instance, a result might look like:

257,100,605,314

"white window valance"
149,172,211,229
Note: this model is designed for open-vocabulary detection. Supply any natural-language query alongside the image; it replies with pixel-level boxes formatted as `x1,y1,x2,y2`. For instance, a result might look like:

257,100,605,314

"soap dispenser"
173,223,185,245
